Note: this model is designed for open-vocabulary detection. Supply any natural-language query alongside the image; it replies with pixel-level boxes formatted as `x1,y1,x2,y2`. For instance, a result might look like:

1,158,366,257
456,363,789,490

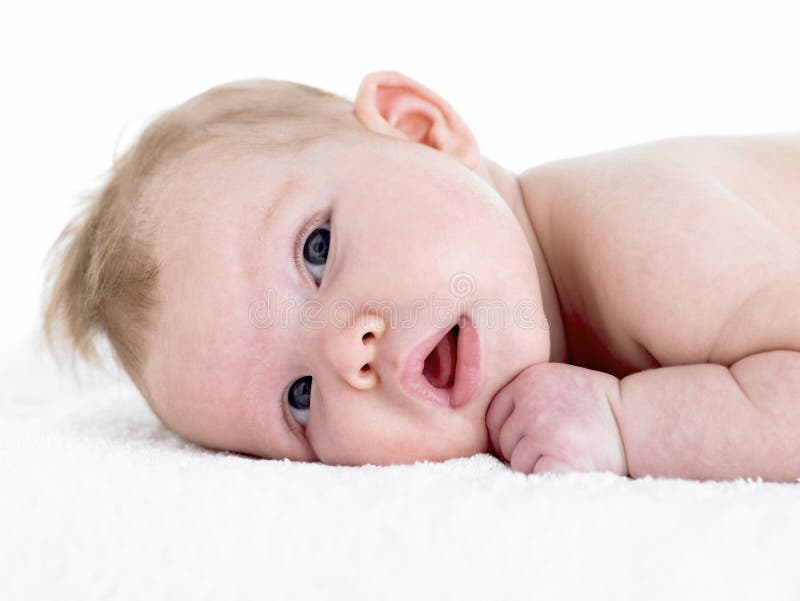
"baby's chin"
335,415,492,466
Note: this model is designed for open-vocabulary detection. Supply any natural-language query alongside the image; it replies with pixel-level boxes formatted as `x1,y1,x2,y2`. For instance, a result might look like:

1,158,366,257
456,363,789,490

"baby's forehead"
145,264,272,450
159,141,287,200
146,269,298,457
148,150,292,254
146,159,301,407
148,129,405,223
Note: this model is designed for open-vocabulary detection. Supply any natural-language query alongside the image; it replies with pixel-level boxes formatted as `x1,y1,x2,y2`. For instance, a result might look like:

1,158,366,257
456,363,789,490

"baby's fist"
485,362,628,476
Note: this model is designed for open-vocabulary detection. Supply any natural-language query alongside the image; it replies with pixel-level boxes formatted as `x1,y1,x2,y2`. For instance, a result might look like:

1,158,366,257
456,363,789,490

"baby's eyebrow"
262,177,299,224
240,175,299,291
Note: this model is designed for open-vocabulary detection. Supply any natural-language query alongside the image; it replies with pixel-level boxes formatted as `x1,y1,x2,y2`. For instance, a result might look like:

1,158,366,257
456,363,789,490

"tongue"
422,327,458,388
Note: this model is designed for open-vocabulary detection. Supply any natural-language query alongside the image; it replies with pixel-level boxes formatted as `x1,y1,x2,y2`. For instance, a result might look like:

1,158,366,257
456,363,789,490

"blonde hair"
42,78,357,401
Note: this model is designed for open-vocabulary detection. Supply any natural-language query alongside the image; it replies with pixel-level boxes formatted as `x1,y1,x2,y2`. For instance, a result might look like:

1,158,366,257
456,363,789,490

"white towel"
2,334,799,601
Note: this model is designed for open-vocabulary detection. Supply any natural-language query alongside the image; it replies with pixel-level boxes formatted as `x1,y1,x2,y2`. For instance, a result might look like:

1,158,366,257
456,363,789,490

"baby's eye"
302,223,330,283
287,375,312,426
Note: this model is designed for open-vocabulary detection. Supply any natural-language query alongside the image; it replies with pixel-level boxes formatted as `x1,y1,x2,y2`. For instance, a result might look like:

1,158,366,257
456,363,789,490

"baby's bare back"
520,132,800,377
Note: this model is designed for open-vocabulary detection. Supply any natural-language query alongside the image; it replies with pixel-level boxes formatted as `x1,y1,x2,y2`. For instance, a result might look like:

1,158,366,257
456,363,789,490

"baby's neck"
475,156,569,363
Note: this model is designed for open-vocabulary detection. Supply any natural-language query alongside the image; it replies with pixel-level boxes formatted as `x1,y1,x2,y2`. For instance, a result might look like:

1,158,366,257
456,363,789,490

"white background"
2,0,798,357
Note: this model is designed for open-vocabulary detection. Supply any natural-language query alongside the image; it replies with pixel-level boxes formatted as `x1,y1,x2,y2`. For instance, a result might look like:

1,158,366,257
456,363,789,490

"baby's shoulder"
520,136,800,369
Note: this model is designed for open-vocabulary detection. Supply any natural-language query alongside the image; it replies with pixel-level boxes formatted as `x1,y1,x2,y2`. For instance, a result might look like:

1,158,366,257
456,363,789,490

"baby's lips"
449,314,483,409
399,318,460,409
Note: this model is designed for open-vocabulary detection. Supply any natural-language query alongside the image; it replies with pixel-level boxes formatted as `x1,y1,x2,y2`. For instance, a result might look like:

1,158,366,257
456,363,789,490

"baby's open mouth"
422,324,459,388
400,316,481,409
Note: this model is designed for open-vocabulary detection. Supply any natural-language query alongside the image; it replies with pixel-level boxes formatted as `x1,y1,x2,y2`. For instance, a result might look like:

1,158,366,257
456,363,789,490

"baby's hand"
485,363,628,476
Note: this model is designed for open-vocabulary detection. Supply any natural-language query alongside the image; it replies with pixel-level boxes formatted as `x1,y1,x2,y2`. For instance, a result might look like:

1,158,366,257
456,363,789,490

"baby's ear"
353,70,481,170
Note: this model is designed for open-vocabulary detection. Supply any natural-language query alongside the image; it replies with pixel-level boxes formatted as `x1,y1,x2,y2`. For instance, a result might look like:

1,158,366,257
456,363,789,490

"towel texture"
2,334,800,601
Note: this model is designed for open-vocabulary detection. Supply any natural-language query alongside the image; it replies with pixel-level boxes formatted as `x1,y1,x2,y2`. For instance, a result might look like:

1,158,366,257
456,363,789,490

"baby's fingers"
508,439,575,476
508,435,544,475
485,383,516,458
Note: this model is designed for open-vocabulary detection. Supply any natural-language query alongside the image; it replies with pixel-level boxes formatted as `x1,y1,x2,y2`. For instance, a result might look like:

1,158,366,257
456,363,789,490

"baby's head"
43,71,550,466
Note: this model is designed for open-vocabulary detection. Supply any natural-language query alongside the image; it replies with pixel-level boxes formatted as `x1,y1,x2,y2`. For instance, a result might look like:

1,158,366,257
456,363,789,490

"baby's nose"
321,311,386,389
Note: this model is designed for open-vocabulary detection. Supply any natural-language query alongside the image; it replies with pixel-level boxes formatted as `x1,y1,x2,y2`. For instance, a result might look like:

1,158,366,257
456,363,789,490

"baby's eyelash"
293,213,329,282
286,405,307,437
281,384,308,438
293,220,316,270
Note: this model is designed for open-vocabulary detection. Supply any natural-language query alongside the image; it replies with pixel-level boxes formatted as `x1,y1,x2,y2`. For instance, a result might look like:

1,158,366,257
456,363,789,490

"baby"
42,70,800,482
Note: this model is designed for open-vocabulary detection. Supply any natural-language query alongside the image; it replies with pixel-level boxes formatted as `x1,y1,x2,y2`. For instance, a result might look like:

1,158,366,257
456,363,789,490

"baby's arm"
614,350,800,482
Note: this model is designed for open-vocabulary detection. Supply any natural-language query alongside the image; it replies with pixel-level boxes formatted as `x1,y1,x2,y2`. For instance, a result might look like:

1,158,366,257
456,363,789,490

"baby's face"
144,132,550,466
